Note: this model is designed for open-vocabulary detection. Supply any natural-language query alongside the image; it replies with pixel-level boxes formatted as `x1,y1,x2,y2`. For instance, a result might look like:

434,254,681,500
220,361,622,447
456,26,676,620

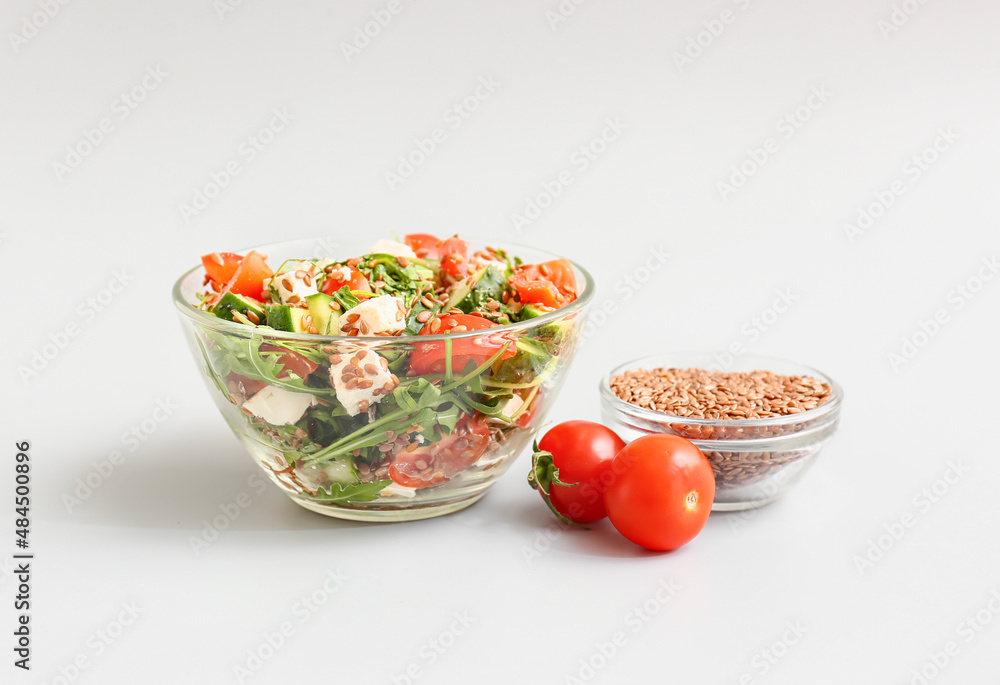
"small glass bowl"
599,353,843,511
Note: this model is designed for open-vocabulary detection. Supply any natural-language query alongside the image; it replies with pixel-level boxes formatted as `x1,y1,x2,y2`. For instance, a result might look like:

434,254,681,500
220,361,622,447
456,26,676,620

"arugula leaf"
328,285,360,312
305,480,390,503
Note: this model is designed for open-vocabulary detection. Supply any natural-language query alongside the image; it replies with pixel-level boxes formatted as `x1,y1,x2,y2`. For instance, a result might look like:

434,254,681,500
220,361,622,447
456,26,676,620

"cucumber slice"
305,293,340,335
265,304,309,333
211,291,265,322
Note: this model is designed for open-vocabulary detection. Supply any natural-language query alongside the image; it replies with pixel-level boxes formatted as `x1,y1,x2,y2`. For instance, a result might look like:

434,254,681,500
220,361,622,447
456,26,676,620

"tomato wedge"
201,252,243,291
260,344,318,380
321,265,370,295
509,259,577,308
389,416,491,488
221,250,273,301
404,233,470,261
409,314,516,376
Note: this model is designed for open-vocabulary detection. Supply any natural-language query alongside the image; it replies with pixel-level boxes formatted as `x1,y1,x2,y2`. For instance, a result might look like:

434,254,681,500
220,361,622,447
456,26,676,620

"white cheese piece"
379,482,418,498
272,261,319,304
243,386,317,425
328,348,398,416
339,295,406,336
369,239,417,259
501,395,524,420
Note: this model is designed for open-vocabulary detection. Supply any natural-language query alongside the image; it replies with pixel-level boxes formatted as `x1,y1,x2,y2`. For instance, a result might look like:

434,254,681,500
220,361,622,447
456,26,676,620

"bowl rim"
599,351,844,429
172,236,595,342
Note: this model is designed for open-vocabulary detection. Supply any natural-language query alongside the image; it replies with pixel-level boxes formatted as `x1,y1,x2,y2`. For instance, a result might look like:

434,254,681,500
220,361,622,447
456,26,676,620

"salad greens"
194,234,579,502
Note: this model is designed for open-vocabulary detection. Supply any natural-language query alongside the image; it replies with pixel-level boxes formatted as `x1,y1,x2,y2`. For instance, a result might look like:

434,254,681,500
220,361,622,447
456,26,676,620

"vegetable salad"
193,234,579,503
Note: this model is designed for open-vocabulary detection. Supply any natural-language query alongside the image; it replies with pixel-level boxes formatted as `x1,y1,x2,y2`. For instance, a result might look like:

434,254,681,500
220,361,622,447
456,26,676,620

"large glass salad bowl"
173,236,594,521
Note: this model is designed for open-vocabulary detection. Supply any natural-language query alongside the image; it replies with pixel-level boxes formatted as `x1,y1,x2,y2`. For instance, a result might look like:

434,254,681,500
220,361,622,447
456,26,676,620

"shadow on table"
62,431,374,532
448,489,672,559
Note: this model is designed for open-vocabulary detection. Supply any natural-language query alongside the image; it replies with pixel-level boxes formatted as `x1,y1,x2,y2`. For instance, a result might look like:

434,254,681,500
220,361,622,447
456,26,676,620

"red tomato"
438,235,469,260
221,250,273,301
510,259,577,308
390,416,491,488
404,233,442,259
529,421,626,523
201,252,243,291
440,253,471,281
259,344,318,380
603,435,715,551
321,265,370,295
408,314,516,375
225,372,266,399
403,233,470,260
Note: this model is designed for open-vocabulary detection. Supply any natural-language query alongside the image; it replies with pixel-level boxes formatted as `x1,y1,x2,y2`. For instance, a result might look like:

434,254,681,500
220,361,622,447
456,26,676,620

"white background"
2,0,1000,683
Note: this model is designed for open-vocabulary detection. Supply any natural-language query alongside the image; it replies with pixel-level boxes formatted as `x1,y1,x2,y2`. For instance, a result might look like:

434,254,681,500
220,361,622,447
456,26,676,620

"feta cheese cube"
242,386,317,425
339,295,406,336
328,347,399,416
369,239,417,259
272,261,318,305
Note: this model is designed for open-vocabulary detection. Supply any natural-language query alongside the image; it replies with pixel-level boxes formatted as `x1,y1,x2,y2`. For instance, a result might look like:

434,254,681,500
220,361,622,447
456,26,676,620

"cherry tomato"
438,235,469,260
408,314,516,376
509,259,577,309
440,253,471,281
603,435,715,551
403,233,470,261
390,416,491,488
220,250,273,301
259,344,318,380
528,421,626,523
404,233,442,259
225,372,266,399
201,252,243,291
321,265,370,295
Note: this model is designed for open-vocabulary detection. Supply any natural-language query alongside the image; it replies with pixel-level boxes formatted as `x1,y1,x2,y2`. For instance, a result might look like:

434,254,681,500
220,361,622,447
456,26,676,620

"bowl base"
711,495,780,512
291,491,487,522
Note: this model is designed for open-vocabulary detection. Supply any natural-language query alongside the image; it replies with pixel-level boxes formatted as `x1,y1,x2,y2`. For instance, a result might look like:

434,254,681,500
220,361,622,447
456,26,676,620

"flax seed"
416,310,431,323
364,363,378,375
281,277,293,291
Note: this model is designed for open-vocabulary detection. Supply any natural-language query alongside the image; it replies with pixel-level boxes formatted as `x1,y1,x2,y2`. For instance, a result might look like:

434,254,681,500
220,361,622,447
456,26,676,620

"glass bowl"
599,353,843,511
173,237,593,522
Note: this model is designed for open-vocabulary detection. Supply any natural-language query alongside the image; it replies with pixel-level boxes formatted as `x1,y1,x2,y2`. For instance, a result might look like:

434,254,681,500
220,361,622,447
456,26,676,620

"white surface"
2,1,1000,683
